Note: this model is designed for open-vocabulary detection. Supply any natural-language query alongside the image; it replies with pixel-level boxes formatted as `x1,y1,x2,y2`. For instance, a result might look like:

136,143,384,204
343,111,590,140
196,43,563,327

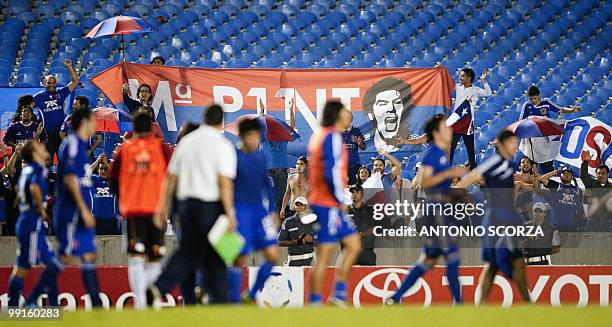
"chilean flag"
446,99,473,135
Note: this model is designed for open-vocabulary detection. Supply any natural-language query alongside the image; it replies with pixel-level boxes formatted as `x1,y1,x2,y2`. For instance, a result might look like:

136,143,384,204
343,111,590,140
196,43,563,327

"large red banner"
1,266,610,309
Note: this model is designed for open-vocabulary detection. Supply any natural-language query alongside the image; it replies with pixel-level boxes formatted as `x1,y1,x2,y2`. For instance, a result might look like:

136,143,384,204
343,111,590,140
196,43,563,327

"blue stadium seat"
195,60,219,68
225,59,251,68
165,59,190,67
15,73,41,87
286,60,309,68
256,59,281,68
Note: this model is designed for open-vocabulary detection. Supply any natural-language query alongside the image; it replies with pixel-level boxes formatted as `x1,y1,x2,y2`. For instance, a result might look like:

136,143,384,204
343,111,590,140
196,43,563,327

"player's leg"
125,219,147,309
477,263,497,305
229,203,254,303
144,218,164,297
511,257,532,303
9,226,36,306
25,228,63,307
309,243,335,305
330,233,361,304
247,210,279,301
444,248,462,304
77,228,102,308
7,267,29,306
388,254,436,304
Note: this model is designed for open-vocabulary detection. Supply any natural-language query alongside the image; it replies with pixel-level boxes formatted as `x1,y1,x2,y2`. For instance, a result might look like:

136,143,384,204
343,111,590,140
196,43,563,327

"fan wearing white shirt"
446,68,493,170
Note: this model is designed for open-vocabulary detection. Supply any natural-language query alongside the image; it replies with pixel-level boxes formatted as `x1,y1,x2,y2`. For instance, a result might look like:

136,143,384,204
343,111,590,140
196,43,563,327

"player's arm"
258,98,265,115
551,229,561,254
29,182,48,220
219,175,237,231
519,102,529,120
63,59,79,92
64,174,95,228
580,151,598,188
419,165,464,189
398,134,427,145
548,98,579,114
218,143,238,231
288,98,295,130
279,175,292,218
539,169,558,187
322,133,347,205
456,169,483,188
379,148,402,179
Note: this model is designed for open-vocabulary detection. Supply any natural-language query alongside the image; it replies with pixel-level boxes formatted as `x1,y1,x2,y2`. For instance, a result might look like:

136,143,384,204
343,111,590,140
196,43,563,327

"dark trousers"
154,199,228,304
46,131,62,162
348,165,360,185
268,168,288,213
449,133,476,170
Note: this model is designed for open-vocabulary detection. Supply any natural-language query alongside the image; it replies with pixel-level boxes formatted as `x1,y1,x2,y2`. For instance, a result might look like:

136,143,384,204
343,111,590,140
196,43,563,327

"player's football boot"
328,296,349,308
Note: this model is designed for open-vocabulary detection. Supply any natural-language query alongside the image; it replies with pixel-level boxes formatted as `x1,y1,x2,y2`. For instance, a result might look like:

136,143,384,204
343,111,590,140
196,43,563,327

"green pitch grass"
19,306,612,327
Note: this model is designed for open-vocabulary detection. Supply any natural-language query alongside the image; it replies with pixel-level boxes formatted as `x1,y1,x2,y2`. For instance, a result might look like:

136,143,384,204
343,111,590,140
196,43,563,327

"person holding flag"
446,68,493,170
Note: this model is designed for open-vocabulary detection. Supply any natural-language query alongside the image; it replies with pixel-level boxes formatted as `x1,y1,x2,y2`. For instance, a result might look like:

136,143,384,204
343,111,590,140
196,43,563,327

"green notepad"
207,214,245,266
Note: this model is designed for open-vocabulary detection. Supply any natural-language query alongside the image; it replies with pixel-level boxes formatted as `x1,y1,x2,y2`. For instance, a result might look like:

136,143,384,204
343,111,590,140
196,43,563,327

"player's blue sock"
333,281,347,301
26,262,61,306
391,263,429,302
446,258,462,304
309,293,322,305
248,261,274,300
81,262,102,307
228,267,243,304
8,275,24,306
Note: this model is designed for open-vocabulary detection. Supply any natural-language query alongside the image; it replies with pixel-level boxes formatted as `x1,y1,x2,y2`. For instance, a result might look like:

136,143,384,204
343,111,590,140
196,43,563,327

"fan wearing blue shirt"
387,114,466,305
519,86,581,173
539,167,585,232
54,109,102,307
90,154,119,235
229,118,279,304
342,122,366,185
458,130,532,304
7,140,63,307
3,106,46,147
33,59,79,161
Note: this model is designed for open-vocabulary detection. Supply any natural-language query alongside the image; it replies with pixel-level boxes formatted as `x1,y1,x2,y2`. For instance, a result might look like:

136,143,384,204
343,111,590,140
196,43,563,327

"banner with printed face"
91,63,455,160
555,117,612,177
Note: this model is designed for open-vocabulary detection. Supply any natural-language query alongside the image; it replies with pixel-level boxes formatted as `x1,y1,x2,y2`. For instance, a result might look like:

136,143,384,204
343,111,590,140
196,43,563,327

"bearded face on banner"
362,77,415,152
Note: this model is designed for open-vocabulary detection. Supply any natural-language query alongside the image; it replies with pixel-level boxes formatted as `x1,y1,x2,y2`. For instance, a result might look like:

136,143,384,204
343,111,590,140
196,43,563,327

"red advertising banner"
1,266,610,309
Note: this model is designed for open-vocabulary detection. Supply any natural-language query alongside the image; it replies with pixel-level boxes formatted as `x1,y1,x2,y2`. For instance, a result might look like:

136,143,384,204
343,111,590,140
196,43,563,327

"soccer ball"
257,272,293,308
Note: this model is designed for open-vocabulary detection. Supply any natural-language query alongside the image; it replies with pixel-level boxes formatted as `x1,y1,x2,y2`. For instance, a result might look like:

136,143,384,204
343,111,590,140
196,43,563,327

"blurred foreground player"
7,141,63,306
229,118,279,304
110,112,172,309
386,114,465,305
149,105,237,306
54,109,102,307
307,100,361,306
457,130,532,304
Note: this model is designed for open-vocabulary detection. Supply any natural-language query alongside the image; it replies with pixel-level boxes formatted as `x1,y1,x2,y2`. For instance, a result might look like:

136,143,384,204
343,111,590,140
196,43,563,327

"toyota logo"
352,267,432,308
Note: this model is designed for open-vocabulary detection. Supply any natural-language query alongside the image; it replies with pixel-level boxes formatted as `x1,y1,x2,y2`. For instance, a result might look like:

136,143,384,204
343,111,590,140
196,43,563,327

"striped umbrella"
85,16,156,60
224,114,300,142
506,116,565,160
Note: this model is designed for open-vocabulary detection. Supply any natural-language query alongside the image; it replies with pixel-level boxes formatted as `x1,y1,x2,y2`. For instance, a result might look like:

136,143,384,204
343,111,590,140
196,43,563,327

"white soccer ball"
256,272,293,308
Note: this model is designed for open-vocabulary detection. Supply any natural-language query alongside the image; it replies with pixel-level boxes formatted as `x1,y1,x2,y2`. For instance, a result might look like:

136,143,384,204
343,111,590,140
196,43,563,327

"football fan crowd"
2,58,610,308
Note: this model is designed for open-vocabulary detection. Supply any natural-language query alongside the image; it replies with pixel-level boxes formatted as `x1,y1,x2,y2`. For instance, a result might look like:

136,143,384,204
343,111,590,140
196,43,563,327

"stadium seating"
0,0,609,165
